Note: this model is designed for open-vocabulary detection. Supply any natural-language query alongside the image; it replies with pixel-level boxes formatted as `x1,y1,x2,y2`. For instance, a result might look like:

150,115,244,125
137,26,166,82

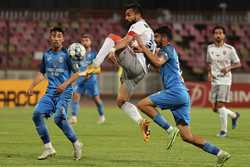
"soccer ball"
68,43,86,61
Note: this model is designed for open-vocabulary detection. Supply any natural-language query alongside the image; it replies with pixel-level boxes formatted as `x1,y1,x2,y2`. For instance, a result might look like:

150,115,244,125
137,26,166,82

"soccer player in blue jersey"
27,27,82,160
135,26,231,167
69,34,105,124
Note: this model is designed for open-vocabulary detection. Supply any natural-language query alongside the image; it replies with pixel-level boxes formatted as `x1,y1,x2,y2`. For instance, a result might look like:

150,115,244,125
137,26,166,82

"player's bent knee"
32,111,41,122
72,93,80,102
216,102,225,108
54,116,62,125
116,98,126,108
212,108,218,113
93,96,102,103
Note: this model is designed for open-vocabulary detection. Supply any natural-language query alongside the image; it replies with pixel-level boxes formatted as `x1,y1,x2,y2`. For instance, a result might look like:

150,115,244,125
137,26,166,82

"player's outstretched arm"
108,34,133,59
56,72,80,93
56,65,101,93
27,72,45,96
113,34,133,52
135,36,166,68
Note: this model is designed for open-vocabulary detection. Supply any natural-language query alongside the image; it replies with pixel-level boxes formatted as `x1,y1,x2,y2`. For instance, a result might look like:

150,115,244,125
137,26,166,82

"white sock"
44,142,53,149
218,107,228,132
217,150,223,156
166,126,174,134
224,107,237,118
73,140,80,147
121,102,143,125
99,115,105,119
92,37,115,67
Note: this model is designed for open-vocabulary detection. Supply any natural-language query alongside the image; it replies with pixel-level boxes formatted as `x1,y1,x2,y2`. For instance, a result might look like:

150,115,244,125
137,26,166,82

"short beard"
128,19,136,25
123,20,136,29
215,38,223,44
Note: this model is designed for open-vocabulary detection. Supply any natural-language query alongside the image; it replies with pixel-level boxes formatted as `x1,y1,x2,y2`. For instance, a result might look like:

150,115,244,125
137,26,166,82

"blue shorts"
34,92,72,119
73,75,100,97
149,88,191,125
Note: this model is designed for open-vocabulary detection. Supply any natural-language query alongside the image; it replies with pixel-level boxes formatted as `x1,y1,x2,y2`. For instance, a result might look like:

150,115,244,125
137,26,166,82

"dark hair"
81,33,93,40
50,27,64,34
125,3,143,16
154,26,173,40
212,25,226,34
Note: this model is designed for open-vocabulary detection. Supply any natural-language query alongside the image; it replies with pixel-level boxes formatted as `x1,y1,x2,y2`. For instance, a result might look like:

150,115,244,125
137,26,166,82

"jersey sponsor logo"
59,56,64,63
47,55,52,61
47,68,65,73
47,68,65,76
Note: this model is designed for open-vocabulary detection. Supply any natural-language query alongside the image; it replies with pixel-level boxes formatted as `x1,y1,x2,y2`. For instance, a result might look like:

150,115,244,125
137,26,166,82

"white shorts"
117,48,145,95
210,85,231,103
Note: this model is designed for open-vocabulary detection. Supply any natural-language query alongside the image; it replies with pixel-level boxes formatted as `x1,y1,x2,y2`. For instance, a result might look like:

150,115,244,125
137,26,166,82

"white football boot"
69,116,78,124
37,147,56,160
216,150,231,167
73,141,83,160
97,116,106,124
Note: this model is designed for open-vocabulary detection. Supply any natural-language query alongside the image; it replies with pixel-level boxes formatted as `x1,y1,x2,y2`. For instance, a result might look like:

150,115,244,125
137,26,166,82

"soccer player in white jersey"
91,3,156,142
207,26,241,137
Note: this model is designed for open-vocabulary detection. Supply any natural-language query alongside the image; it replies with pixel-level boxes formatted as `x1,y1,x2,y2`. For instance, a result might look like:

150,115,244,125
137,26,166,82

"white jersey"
206,43,240,85
127,19,156,73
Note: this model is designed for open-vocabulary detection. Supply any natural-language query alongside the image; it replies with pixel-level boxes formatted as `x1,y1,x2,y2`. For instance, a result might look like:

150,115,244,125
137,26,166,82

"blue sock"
153,113,170,130
202,142,220,155
96,100,104,116
54,117,77,143
32,112,50,144
71,101,80,116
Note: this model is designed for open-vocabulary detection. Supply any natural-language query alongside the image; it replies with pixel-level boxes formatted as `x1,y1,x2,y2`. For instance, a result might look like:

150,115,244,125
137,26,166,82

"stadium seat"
0,11,249,72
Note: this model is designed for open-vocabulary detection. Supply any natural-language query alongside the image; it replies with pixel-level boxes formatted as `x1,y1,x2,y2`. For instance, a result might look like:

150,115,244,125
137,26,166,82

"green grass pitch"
0,106,249,167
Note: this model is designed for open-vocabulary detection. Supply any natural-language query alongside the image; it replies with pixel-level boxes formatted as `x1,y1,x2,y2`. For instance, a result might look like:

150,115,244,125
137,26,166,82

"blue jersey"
73,50,99,96
159,44,186,90
75,50,97,80
79,50,96,70
149,44,191,125
40,48,74,95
